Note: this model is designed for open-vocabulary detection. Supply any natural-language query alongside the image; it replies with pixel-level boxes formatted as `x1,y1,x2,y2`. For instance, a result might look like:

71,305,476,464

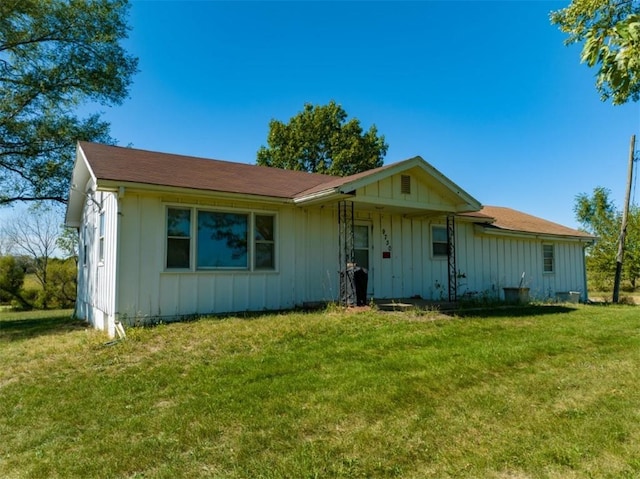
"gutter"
293,188,349,205
473,224,595,243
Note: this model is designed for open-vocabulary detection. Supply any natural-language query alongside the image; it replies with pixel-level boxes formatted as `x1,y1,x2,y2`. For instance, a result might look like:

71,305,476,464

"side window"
432,225,448,257
82,226,88,266
543,244,554,273
254,215,275,270
98,212,105,262
166,208,191,269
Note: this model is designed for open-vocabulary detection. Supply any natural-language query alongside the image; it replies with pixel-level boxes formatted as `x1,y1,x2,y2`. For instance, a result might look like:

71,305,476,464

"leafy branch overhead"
257,101,388,176
0,0,138,205
552,0,640,104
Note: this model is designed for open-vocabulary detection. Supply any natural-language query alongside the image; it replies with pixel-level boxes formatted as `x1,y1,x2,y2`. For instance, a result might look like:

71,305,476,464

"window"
166,207,276,271
543,244,554,273
432,225,448,257
353,224,370,270
255,215,275,270
197,211,248,269
166,208,191,268
98,212,105,262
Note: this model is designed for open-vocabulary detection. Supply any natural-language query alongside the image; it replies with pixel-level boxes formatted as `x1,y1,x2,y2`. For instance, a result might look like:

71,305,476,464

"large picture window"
166,206,276,271
166,208,191,269
197,211,248,269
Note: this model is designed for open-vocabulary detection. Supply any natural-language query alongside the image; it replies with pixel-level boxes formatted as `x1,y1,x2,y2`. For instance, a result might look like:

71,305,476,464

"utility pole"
613,134,635,303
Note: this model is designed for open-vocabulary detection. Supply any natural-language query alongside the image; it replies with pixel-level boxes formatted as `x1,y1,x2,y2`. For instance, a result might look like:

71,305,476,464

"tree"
2,207,61,308
574,187,640,289
257,101,388,176
551,0,640,105
46,257,76,308
56,226,79,262
0,255,28,308
0,0,138,206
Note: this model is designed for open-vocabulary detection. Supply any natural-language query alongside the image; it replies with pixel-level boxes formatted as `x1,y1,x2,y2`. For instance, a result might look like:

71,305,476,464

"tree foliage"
0,0,138,205
551,0,640,104
2,208,62,308
575,187,640,289
0,255,26,306
257,101,388,176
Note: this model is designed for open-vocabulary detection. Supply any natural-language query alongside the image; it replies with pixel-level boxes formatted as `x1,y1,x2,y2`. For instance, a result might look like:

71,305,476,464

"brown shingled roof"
470,205,593,239
79,142,335,198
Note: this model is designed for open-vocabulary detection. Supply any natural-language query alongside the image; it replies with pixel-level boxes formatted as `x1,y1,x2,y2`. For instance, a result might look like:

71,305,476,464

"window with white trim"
254,215,275,270
166,208,191,269
543,244,554,273
165,207,276,271
432,225,448,257
98,212,105,262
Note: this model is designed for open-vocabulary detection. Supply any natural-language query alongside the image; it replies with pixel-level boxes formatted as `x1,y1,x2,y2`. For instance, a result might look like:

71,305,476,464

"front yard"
1,305,639,478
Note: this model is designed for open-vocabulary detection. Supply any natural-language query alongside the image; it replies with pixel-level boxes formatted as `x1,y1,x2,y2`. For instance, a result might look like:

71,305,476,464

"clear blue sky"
96,1,639,229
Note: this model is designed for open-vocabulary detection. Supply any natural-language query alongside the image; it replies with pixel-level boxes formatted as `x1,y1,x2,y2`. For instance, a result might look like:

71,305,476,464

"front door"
353,224,372,295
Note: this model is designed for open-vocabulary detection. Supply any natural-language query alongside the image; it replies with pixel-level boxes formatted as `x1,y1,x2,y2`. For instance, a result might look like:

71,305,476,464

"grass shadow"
0,313,87,341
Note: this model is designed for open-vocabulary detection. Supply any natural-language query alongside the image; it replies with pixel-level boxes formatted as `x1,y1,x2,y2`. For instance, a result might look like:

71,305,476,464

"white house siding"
75,189,119,336
295,206,340,303
344,213,587,302
107,190,586,326
115,193,341,323
453,221,587,301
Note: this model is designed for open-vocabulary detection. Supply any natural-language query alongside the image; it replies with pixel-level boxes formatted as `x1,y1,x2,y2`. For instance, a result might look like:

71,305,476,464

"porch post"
446,215,457,302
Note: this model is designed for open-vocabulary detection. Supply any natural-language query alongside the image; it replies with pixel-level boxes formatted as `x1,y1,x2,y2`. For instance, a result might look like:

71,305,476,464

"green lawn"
1,305,640,478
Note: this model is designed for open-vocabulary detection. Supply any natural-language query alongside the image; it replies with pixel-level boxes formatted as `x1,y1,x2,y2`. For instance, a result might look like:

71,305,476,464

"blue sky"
81,1,640,228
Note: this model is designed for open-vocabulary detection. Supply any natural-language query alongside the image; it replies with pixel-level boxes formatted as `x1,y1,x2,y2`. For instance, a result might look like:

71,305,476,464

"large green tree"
575,187,640,289
551,0,640,104
257,101,388,176
0,0,138,205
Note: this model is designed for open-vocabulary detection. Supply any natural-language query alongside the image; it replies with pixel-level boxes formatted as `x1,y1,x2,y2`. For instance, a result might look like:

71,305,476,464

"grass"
2,305,640,478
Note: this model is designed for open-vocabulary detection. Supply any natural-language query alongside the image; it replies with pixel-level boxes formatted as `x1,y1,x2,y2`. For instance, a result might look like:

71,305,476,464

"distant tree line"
0,208,77,310
575,187,640,292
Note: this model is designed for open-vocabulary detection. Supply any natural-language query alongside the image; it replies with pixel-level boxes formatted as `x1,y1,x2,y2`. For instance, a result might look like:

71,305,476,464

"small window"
167,208,191,269
98,212,105,262
197,211,248,269
401,175,411,194
543,244,554,273
255,215,275,270
353,224,370,270
432,225,448,257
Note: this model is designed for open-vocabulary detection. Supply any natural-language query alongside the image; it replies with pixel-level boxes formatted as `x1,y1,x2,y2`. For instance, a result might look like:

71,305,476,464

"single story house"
65,142,594,336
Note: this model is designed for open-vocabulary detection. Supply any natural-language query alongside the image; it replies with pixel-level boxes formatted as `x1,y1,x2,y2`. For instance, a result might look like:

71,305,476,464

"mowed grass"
1,305,640,478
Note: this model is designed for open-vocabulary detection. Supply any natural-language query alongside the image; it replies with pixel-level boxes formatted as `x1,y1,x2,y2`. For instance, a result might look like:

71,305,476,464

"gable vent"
400,175,411,194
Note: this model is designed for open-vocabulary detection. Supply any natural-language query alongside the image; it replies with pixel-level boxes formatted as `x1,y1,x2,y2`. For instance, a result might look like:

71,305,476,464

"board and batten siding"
115,193,341,323
94,189,586,327
342,213,586,302
453,221,587,300
76,189,119,336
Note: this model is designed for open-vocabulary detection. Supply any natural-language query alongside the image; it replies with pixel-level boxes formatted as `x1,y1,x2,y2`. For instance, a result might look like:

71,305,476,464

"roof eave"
64,143,98,227
474,224,595,243
96,179,295,205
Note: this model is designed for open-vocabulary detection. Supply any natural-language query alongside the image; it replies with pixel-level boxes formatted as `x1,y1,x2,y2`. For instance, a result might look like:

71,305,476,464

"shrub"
0,256,28,307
